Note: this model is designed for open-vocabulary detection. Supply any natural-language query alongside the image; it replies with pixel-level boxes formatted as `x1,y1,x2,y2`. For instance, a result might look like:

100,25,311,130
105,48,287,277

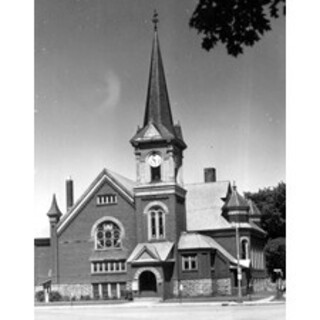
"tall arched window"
148,206,165,239
95,220,122,250
241,238,249,259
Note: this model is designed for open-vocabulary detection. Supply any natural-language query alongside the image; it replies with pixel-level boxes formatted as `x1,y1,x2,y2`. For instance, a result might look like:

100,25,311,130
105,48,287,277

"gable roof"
127,241,174,263
178,232,248,268
185,181,231,231
56,168,135,235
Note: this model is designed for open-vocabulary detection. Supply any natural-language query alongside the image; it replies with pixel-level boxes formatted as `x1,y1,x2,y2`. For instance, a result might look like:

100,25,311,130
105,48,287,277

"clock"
147,153,162,167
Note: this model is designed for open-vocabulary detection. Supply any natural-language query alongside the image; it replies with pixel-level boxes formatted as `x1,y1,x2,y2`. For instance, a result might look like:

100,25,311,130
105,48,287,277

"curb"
35,297,285,310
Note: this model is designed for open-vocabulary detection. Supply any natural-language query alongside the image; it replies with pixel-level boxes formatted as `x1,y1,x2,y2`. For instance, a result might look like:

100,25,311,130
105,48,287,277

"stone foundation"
212,278,232,295
51,284,92,299
173,279,213,297
253,278,272,292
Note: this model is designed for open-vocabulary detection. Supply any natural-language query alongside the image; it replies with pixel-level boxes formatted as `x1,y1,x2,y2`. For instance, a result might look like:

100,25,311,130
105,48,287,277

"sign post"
235,223,242,302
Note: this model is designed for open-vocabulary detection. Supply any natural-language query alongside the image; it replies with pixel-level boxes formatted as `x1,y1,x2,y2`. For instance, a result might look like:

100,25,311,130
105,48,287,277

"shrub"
35,290,44,302
49,291,63,302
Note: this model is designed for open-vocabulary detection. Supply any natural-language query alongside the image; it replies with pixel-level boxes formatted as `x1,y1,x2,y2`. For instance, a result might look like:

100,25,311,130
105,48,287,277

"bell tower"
130,11,187,244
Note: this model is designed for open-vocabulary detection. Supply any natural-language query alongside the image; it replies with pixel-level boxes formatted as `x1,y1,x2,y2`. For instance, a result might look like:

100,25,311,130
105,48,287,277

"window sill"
94,247,122,251
91,271,127,275
96,203,117,207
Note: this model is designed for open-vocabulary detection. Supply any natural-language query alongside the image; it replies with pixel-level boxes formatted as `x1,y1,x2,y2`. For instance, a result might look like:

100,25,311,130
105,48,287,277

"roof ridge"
185,180,231,186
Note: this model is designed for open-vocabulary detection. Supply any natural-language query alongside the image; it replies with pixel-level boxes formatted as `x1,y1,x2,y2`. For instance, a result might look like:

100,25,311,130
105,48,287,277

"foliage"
35,290,44,302
265,237,286,279
35,290,63,302
189,0,285,56
49,290,63,301
245,181,286,239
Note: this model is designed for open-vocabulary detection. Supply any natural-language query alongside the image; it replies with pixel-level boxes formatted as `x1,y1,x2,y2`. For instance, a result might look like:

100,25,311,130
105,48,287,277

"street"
35,303,285,320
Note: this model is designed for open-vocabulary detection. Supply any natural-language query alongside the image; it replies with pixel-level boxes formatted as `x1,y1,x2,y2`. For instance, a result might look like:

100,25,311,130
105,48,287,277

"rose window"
95,221,121,249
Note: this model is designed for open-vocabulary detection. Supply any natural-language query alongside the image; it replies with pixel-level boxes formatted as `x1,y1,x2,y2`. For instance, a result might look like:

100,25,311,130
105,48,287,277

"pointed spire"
152,9,159,31
47,194,62,219
143,11,175,134
130,12,186,149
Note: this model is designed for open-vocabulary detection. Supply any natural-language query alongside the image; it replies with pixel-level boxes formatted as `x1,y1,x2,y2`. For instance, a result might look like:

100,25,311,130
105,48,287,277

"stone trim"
133,267,162,283
50,284,92,299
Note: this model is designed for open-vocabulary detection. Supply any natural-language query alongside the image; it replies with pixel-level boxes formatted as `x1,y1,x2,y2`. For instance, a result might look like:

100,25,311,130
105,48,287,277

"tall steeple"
132,12,188,244
143,11,174,133
131,11,186,149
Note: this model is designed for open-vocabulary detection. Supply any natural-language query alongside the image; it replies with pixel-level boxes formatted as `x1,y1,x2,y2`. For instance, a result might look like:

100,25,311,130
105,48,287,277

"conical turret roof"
47,194,62,218
223,185,249,211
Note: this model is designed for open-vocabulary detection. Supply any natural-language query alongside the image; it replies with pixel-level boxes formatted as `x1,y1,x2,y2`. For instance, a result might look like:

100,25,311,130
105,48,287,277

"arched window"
95,220,122,250
148,206,165,239
241,238,249,259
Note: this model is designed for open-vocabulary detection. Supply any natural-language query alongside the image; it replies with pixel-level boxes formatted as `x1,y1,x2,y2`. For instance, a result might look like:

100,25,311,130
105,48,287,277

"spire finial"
152,9,159,31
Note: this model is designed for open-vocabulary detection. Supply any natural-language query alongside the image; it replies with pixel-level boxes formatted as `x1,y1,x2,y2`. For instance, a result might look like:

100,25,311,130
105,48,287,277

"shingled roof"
56,168,136,235
46,194,62,218
130,26,186,149
178,232,248,268
247,199,261,216
185,181,265,234
127,241,174,263
223,185,250,211
185,181,231,231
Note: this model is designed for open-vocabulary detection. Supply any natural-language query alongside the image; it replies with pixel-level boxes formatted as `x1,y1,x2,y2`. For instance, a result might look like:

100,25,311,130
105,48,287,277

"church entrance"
139,270,157,296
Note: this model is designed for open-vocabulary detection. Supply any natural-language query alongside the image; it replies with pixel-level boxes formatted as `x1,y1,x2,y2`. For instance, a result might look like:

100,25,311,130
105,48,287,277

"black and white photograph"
32,0,288,319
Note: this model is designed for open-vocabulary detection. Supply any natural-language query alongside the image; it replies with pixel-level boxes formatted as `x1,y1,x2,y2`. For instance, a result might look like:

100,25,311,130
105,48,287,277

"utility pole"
235,223,242,302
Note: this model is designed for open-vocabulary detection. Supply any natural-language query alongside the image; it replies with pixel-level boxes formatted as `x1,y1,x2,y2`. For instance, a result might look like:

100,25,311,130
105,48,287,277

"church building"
34,15,267,300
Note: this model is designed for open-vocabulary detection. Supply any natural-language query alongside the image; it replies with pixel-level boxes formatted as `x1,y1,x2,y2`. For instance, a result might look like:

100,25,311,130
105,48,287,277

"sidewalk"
35,293,285,309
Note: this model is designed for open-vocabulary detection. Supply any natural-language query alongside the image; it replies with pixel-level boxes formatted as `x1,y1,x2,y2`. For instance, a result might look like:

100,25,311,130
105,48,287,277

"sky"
34,0,285,237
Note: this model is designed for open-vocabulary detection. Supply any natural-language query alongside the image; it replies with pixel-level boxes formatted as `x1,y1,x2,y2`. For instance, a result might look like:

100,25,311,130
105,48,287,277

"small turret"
47,194,62,225
222,183,249,223
46,194,62,284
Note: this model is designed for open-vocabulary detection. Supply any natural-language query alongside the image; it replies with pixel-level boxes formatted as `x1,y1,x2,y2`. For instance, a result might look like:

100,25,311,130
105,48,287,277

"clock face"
147,153,162,167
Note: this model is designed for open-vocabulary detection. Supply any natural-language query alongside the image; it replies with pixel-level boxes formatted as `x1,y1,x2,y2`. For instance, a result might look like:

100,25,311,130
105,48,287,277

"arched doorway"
139,270,157,295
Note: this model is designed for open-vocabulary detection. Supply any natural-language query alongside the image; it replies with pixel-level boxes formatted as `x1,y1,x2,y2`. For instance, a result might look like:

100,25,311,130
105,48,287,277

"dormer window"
97,194,117,206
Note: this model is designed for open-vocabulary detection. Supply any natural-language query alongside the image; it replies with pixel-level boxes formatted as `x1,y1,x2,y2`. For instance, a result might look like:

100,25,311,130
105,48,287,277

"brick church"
34,15,267,300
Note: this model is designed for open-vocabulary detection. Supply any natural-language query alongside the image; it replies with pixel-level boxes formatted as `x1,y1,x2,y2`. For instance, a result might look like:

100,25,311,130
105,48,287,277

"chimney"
204,168,216,183
66,176,74,212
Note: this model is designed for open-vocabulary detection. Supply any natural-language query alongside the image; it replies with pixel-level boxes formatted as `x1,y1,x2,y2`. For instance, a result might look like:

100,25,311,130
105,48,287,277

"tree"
245,182,286,279
189,0,286,57
265,237,286,279
245,182,286,239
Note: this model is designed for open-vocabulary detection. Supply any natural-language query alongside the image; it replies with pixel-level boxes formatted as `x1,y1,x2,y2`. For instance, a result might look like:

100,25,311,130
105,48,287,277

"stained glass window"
95,221,121,249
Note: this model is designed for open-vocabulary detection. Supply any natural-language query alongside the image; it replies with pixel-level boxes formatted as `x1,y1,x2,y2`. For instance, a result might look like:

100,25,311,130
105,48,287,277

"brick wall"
34,244,51,286
57,180,136,285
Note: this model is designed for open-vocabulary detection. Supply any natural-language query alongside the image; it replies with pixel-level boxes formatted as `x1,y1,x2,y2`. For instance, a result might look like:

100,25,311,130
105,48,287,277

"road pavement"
35,303,285,320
